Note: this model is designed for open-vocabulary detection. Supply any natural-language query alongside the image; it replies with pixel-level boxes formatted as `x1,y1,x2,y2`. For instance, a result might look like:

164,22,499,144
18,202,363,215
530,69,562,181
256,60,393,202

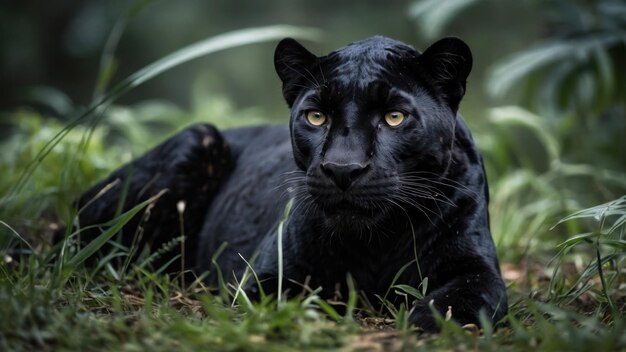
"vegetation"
1,0,625,350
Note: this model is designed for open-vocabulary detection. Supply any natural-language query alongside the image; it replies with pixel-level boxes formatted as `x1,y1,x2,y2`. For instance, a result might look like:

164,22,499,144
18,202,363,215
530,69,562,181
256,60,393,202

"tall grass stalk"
276,198,294,304
177,200,186,289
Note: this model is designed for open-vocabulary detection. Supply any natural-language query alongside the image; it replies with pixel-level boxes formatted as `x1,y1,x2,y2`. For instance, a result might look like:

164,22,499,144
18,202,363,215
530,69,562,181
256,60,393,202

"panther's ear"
274,38,317,107
418,37,472,111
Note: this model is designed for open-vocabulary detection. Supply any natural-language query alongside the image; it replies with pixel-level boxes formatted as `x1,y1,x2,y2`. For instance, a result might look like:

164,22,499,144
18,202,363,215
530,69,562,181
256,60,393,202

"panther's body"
74,36,507,331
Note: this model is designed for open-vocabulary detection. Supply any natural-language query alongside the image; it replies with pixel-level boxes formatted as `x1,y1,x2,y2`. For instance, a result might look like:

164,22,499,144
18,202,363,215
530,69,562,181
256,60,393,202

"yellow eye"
306,111,327,126
384,111,406,127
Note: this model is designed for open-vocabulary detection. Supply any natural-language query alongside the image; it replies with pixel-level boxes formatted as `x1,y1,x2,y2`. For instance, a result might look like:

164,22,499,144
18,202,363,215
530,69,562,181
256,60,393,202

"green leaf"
556,232,596,250
608,214,626,235
315,299,342,322
486,33,626,98
568,253,620,294
601,239,626,250
392,284,423,300
554,195,626,227
489,106,560,164
487,41,575,98
409,0,480,39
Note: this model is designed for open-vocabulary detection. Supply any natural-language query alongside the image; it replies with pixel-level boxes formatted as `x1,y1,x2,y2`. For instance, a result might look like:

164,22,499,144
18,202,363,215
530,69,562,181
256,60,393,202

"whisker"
400,174,479,202
397,184,458,208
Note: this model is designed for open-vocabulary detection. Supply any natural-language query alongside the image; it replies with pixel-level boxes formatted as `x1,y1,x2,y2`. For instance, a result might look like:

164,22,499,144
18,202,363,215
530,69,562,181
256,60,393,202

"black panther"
71,36,507,331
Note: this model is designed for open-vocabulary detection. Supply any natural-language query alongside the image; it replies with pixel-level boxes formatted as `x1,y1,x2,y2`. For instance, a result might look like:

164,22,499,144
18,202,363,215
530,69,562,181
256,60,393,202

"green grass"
1,220,624,351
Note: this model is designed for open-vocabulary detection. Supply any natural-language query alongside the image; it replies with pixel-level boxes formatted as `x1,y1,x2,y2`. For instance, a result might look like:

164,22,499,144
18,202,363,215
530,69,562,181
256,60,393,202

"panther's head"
274,36,473,232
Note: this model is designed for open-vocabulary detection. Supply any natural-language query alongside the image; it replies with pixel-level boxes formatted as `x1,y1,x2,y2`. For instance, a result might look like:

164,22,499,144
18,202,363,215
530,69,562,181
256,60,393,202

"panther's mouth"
318,198,384,225
317,201,387,233
305,170,396,228
327,200,370,215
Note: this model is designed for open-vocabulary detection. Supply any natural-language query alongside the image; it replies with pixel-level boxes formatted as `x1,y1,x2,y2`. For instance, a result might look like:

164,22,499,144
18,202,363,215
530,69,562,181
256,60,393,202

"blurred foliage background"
1,0,625,264
1,0,542,122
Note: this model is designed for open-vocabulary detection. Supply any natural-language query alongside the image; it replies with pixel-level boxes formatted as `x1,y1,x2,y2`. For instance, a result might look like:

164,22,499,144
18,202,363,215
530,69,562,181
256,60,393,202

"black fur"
73,36,507,332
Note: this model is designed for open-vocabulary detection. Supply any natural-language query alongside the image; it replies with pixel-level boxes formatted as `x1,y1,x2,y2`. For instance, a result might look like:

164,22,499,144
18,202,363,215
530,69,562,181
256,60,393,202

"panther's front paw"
409,304,439,332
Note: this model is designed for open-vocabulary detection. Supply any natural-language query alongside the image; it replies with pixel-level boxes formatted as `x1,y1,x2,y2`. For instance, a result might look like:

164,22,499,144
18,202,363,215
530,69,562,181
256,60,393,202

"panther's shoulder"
222,124,290,160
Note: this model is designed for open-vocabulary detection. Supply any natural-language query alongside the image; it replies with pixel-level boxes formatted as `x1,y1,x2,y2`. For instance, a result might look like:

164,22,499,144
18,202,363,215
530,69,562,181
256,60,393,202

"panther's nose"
320,161,368,191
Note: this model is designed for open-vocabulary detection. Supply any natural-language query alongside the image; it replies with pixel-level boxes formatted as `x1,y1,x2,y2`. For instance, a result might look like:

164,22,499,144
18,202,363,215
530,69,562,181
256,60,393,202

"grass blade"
0,220,33,251
277,197,294,303
66,190,166,268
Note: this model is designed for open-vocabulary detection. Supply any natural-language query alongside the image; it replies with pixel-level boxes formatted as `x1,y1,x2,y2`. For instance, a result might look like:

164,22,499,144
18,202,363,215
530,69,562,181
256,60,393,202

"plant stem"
596,241,617,315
